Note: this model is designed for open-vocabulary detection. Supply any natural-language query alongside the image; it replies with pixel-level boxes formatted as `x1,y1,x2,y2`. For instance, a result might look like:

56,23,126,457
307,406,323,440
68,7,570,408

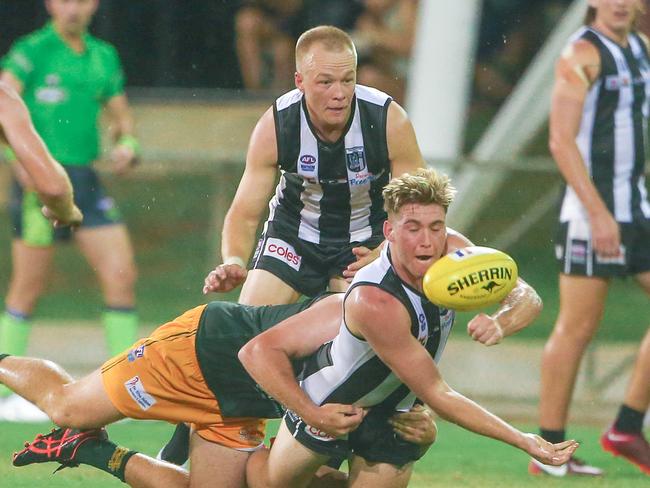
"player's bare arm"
345,285,578,465
105,94,138,175
203,107,279,294
343,101,425,279
238,294,365,437
550,39,620,257
0,82,81,227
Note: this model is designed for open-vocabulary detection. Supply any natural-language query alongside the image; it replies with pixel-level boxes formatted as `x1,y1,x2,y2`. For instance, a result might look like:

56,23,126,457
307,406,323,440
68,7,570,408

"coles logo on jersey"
263,237,302,271
346,146,366,172
305,424,335,441
299,154,317,172
124,376,156,411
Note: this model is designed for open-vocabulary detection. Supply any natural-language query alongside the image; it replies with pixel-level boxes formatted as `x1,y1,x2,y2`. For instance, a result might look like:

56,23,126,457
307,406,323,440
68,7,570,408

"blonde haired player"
240,168,576,488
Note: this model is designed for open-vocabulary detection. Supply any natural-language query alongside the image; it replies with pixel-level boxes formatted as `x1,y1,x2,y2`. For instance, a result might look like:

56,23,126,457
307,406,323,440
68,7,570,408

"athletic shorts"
284,407,424,467
101,304,266,450
555,218,650,277
9,165,122,246
250,221,384,297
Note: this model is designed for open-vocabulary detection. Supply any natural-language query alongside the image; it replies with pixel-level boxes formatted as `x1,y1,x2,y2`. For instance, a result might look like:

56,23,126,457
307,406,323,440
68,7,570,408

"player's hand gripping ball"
423,247,518,311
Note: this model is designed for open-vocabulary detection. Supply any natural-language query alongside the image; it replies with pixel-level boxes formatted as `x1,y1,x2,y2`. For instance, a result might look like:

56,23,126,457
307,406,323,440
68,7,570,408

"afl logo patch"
300,154,316,172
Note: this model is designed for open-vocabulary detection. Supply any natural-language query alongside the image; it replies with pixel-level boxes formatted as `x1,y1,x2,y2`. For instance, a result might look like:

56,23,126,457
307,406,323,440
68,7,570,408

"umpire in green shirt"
0,0,139,419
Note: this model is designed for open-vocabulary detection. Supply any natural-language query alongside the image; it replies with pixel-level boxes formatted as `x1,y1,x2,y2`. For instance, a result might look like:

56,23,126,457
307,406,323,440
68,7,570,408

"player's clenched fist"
467,313,504,346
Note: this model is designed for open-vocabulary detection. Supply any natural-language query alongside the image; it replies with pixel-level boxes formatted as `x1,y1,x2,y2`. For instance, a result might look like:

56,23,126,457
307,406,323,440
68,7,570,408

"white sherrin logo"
263,237,302,271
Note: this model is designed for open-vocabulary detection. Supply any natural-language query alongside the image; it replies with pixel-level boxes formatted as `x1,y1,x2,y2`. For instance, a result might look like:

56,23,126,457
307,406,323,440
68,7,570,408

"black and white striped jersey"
296,245,455,412
560,27,650,223
268,85,392,246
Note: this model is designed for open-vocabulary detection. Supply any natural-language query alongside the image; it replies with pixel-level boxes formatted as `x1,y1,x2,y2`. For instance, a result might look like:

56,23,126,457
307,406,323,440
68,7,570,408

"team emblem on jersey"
346,146,366,172
36,73,67,104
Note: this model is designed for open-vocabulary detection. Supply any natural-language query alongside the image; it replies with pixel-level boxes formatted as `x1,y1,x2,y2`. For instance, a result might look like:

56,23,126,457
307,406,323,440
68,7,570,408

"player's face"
46,0,98,36
384,203,448,291
295,43,357,129
590,0,643,34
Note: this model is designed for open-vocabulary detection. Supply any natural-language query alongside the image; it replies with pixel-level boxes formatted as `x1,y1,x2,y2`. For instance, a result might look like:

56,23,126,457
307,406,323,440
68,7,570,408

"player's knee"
104,263,138,291
551,319,599,345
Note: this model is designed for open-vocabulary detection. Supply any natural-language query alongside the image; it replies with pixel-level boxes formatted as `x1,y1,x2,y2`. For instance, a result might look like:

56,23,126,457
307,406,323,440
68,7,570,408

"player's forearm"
425,387,527,452
550,138,609,217
491,279,542,338
221,211,260,263
238,344,320,422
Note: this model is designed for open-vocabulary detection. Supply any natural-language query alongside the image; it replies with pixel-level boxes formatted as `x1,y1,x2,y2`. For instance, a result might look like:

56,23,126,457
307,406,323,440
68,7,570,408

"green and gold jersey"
1,22,124,165
195,296,327,418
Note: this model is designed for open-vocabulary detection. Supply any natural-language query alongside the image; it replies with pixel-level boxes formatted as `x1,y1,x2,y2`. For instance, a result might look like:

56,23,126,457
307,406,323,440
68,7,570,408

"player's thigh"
347,456,413,488
258,420,328,488
188,431,249,488
556,274,609,331
75,224,136,277
56,368,124,428
239,269,301,305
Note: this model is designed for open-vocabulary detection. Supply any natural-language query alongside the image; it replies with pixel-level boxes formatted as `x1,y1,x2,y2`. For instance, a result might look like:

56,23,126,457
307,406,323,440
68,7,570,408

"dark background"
0,0,243,88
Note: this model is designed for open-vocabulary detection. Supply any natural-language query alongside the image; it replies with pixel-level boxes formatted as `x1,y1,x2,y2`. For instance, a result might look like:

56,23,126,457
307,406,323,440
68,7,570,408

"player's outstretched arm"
0,80,82,227
345,286,579,465
239,294,365,437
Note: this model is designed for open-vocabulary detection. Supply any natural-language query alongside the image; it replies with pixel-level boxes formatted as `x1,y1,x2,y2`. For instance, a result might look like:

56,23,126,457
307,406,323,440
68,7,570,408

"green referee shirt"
1,22,125,165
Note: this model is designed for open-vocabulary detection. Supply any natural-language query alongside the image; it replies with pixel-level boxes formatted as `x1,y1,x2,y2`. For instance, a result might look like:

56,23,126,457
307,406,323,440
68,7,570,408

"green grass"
0,420,646,487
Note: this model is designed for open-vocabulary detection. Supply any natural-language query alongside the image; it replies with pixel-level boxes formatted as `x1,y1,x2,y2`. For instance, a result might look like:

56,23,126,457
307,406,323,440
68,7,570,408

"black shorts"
250,221,384,297
9,165,123,246
284,408,424,467
555,218,650,277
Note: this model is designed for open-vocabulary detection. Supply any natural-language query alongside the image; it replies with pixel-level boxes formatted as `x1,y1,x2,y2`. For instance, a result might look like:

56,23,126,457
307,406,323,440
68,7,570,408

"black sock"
540,429,566,444
0,354,10,363
614,404,645,434
75,437,138,483
158,423,190,466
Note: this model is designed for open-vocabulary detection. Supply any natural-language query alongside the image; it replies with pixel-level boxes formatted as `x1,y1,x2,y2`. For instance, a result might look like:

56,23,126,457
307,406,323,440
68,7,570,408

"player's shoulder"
275,88,303,111
355,84,392,106
9,25,54,53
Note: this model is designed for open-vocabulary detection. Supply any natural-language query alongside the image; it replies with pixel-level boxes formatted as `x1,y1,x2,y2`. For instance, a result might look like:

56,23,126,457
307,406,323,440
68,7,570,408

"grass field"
0,420,646,487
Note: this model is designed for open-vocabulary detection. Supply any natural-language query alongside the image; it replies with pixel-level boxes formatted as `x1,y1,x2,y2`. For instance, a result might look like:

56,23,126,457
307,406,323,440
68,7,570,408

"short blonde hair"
295,25,357,70
383,168,456,215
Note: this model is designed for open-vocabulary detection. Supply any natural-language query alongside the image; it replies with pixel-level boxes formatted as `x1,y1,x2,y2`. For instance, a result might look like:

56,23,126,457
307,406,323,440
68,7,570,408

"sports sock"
0,310,32,397
613,404,645,434
75,437,138,482
103,308,138,357
158,423,191,466
539,429,566,444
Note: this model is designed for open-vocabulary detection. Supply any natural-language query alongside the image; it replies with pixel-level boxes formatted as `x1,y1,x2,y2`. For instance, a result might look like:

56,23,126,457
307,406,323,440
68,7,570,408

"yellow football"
423,246,518,311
